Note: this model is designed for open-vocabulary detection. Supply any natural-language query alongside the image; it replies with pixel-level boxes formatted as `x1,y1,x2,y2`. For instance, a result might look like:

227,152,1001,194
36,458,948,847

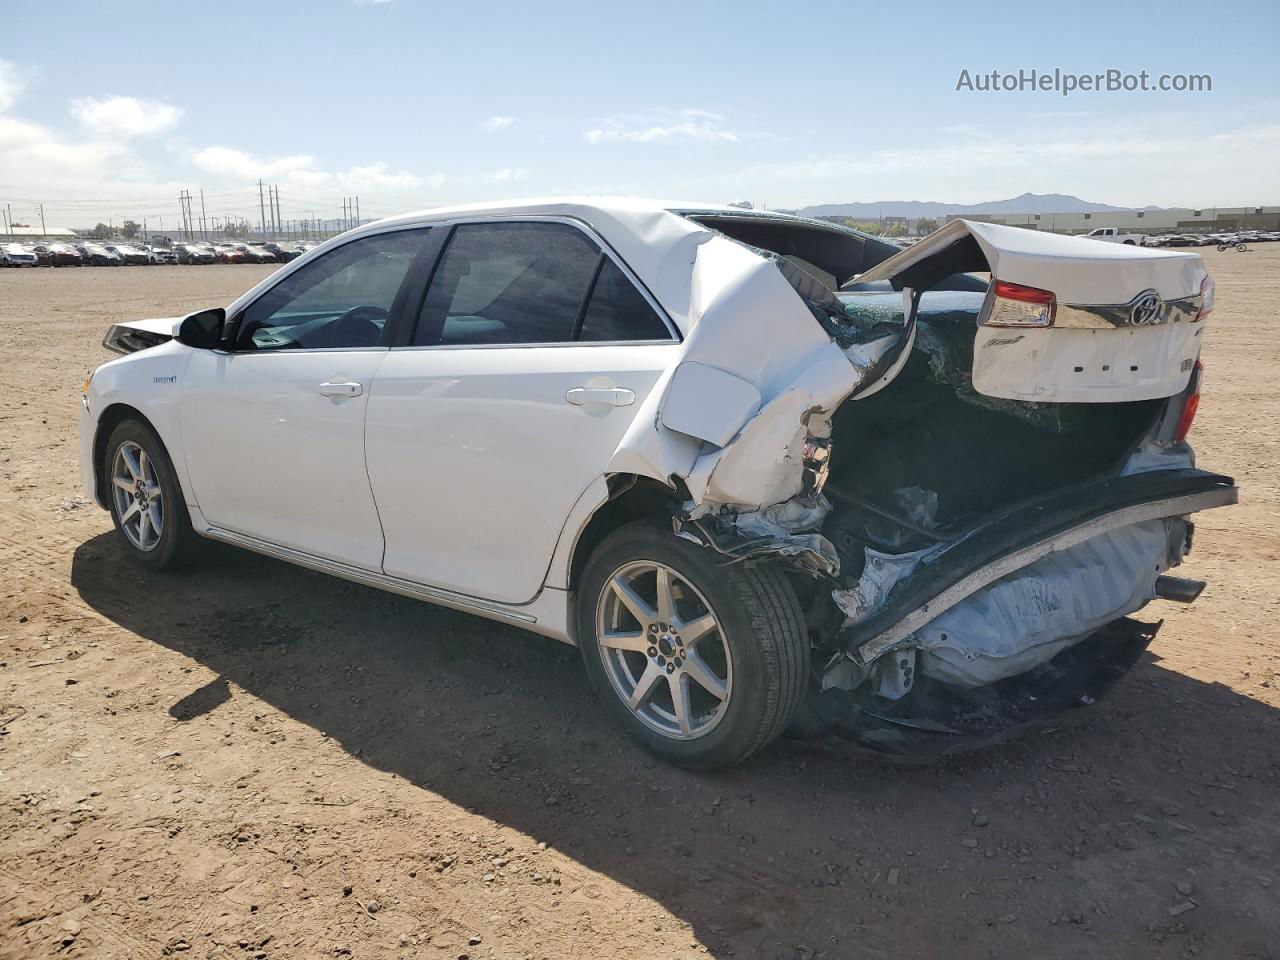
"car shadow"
70,532,1280,958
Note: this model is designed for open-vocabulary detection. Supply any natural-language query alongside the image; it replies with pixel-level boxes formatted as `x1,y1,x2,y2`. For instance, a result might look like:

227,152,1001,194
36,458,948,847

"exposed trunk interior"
821,300,1165,580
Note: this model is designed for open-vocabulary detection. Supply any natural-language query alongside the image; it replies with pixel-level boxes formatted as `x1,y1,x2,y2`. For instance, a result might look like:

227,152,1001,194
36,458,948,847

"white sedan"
80,199,1236,768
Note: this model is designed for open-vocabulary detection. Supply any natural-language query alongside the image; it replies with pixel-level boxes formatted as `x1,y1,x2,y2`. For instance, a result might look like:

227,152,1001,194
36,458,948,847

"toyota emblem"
1128,289,1166,326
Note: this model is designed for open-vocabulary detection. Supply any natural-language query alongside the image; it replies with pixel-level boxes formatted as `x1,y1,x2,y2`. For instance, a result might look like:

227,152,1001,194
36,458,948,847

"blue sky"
2,0,1278,229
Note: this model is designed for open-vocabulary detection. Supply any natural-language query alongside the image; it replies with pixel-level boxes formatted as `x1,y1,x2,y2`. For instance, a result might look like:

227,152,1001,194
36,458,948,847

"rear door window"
414,222,601,346
578,258,670,341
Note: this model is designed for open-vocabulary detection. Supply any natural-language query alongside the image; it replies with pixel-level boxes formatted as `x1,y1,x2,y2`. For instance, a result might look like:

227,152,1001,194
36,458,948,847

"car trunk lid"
852,219,1211,403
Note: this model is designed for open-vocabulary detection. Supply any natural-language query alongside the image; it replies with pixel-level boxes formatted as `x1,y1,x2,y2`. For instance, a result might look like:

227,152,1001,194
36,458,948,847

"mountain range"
796,192,1163,219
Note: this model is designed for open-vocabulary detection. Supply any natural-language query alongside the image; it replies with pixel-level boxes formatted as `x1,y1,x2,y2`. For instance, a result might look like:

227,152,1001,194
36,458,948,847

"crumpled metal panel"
915,518,1183,688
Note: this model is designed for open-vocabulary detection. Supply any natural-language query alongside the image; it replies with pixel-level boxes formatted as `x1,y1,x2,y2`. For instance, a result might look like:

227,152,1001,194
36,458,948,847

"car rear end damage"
622,211,1236,753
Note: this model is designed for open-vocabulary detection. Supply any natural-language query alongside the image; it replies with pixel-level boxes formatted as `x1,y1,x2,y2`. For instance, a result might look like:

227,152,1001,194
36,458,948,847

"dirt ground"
1,251,1277,960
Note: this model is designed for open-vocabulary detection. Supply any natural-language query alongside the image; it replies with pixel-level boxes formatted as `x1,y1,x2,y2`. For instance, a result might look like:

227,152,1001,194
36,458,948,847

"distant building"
942,206,1280,236
1,225,77,241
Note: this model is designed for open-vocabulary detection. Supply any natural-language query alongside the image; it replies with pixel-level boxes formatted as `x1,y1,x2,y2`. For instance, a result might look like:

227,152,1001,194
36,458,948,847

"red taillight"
1195,274,1215,322
1174,360,1203,443
987,280,1056,327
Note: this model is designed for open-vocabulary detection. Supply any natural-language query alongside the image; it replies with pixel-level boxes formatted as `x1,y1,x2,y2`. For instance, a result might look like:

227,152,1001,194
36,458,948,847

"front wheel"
576,525,809,770
1237,243,1248,252
104,420,202,570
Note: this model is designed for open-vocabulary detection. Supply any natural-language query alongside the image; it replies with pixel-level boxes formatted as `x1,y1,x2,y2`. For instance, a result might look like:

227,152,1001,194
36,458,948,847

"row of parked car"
168,240,317,265
1144,230,1280,247
1,238,319,267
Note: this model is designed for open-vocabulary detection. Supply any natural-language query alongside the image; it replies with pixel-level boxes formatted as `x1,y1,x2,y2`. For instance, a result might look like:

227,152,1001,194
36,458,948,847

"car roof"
229,197,878,336
372,195,843,231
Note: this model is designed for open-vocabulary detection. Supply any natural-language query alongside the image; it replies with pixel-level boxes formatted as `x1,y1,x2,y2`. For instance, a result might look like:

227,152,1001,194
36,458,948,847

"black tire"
1237,243,1248,252
576,524,809,770
103,419,202,570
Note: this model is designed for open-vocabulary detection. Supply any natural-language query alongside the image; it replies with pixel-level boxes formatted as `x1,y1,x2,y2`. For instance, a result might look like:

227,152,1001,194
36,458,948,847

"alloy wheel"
595,560,733,740
111,440,164,551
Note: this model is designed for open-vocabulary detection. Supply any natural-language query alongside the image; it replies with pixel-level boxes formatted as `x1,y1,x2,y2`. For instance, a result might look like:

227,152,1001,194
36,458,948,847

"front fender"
81,342,197,509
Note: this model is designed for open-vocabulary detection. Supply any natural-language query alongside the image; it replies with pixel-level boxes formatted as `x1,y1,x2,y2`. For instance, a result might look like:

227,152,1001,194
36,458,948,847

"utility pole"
355,196,360,227
39,203,46,237
200,189,207,240
273,184,282,238
258,180,267,239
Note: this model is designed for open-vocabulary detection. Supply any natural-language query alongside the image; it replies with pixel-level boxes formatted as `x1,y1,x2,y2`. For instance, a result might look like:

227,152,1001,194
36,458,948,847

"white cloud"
192,146,423,194
0,59,23,112
71,96,183,137
192,146,318,180
0,113,185,228
482,167,527,183
481,115,514,133
337,162,422,191
586,109,741,144
0,114,129,171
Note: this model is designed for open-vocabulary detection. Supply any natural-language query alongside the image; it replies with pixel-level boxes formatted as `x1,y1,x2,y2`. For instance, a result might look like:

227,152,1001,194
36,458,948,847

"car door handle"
318,380,363,398
566,386,635,407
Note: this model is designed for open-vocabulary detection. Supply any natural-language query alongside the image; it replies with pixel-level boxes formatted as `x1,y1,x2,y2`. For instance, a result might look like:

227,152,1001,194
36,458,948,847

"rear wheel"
104,420,202,570
577,525,808,770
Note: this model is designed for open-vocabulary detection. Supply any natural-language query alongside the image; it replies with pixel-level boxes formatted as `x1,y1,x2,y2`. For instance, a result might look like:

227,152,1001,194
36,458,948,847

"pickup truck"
1082,226,1145,245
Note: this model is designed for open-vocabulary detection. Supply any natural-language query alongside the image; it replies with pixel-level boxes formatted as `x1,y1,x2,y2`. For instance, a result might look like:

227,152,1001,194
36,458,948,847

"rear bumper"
838,468,1237,665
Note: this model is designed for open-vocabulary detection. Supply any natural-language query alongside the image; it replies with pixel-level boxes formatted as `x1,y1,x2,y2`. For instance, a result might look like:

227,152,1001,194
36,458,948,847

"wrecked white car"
79,199,1236,768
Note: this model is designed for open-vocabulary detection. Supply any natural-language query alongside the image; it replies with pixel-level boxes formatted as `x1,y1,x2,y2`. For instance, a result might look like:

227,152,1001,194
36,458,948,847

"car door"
365,218,680,604
181,227,432,570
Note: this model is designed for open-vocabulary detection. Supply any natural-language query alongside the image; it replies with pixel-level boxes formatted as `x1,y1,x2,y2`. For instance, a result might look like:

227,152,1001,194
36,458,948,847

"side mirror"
177,307,226,349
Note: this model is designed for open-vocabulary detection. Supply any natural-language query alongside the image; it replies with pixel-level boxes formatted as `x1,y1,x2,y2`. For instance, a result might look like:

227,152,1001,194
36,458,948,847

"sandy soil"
0,253,1277,960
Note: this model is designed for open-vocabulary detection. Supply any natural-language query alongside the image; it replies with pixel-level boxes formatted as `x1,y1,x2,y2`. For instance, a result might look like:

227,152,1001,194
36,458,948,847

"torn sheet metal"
682,495,840,577
832,545,932,623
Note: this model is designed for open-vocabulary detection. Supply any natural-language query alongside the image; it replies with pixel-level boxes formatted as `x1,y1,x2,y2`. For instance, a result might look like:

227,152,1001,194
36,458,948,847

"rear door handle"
566,386,635,407
319,380,363,398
